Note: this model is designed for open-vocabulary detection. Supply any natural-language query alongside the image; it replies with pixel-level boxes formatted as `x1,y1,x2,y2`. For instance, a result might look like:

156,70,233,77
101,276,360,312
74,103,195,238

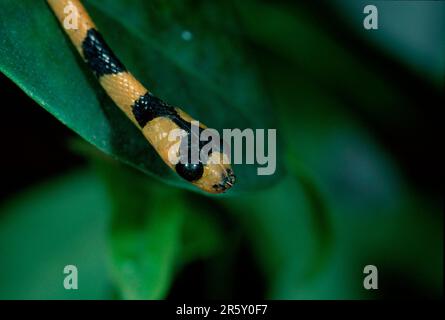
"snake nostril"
212,170,236,193
222,170,236,189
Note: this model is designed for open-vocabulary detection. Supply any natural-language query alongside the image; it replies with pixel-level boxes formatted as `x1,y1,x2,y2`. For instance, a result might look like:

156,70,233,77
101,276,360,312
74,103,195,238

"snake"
46,0,235,194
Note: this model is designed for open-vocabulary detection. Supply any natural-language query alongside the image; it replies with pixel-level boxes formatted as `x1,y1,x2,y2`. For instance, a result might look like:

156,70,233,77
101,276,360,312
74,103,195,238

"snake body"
47,0,235,194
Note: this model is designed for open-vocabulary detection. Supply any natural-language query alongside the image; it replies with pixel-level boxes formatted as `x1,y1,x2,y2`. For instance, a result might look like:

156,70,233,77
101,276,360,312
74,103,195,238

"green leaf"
0,0,281,194
0,170,111,299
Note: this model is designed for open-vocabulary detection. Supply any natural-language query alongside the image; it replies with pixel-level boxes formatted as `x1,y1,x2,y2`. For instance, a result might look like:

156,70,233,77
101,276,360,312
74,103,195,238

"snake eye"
175,162,204,182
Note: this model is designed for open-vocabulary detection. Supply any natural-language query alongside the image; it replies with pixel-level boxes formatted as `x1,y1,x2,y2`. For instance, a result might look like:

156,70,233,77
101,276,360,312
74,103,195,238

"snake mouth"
223,169,236,189
212,169,236,193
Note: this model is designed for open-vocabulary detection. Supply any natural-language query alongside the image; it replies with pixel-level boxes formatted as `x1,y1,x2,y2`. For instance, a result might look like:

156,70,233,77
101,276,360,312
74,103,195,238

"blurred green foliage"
0,170,111,299
0,0,442,299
